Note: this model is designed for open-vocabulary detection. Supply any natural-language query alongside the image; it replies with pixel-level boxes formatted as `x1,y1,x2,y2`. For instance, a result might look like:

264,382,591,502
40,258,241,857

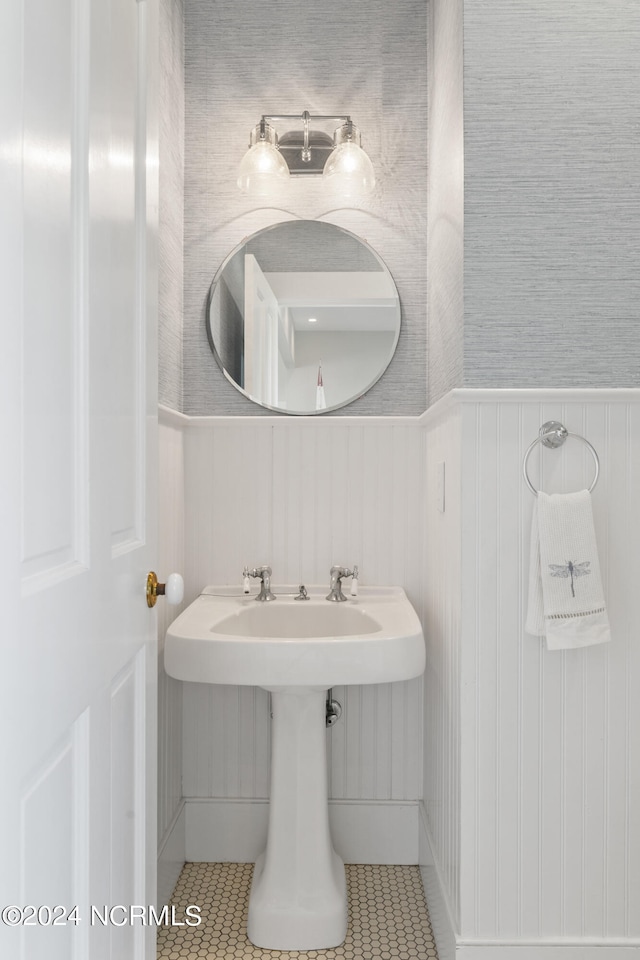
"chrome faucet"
244,565,276,601
326,565,358,602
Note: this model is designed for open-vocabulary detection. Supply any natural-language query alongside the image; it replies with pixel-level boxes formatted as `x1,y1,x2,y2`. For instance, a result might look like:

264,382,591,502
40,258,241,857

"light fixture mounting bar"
255,112,356,176
238,108,375,195
261,114,352,125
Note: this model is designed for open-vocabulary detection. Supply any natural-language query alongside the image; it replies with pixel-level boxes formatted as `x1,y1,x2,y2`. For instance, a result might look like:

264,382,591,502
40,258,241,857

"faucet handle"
327,564,358,602
245,564,272,577
246,565,276,601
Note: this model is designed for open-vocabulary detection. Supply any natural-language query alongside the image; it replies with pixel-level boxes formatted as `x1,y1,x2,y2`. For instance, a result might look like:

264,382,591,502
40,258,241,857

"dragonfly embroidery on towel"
548,560,591,598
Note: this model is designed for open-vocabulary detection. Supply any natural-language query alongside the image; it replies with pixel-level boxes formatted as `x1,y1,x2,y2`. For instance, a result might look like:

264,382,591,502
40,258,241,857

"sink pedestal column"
247,685,347,950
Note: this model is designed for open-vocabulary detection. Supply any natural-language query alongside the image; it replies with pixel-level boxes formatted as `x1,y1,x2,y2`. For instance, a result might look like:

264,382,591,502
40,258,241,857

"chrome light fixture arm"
260,112,353,126
238,109,374,195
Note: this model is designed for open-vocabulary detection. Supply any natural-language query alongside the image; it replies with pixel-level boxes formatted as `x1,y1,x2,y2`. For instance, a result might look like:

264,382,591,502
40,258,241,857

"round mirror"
206,220,401,415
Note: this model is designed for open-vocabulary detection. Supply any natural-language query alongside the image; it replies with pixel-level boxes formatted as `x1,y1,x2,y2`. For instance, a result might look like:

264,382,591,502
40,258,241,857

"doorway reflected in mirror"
207,220,401,415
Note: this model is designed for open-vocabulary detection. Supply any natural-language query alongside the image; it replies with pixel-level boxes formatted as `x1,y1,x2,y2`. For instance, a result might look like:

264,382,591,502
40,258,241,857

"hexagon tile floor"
157,862,439,959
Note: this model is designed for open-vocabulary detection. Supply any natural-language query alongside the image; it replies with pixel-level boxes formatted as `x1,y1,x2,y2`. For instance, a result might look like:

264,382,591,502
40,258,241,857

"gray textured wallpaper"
161,1,638,409
427,0,464,405
463,0,640,388
158,0,185,410
183,0,428,416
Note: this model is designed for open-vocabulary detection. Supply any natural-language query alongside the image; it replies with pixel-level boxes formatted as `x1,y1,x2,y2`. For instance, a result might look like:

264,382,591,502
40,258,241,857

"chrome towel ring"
522,420,600,496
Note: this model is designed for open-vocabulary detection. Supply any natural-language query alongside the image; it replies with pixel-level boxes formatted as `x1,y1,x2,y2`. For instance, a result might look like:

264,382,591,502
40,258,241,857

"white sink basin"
164,583,425,951
164,585,425,688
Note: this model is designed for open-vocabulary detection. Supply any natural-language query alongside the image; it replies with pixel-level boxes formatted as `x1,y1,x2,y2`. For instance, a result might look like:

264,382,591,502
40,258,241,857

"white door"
244,254,281,406
0,0,159,958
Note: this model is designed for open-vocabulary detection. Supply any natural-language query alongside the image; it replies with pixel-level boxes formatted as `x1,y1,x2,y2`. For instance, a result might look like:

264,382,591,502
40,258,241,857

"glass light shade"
322,141,376,198
237,141,290,197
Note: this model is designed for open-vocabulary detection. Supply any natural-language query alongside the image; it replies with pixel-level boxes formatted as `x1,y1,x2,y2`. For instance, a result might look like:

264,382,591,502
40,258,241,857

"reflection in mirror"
207,221,401,415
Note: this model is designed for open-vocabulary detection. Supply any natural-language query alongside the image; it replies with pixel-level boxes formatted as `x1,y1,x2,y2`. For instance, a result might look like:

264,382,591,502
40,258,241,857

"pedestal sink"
164,585,425,950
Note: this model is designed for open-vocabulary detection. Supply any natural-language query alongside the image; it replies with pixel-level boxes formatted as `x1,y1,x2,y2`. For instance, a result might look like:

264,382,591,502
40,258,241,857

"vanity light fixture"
237,110,375,198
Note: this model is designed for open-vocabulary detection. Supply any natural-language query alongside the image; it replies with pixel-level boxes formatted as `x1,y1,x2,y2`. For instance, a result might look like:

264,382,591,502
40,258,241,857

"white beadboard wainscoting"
180,414,426,861
157,413,187,906
157,408,427,871
420,397,463,960
158,391,640,957
420,389,640,960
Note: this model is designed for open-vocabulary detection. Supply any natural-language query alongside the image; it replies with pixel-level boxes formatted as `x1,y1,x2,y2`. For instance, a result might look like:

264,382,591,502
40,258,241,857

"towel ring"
522,420,600,496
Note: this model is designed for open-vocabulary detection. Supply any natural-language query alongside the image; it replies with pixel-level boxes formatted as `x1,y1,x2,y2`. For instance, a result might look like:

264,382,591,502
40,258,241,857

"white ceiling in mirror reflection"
265,272,399,332
207,220,402,414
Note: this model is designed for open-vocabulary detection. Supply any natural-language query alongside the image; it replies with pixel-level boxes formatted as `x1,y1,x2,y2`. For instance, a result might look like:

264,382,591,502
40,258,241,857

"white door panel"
1,0,159,957
244,253,281,407
21,0,89,593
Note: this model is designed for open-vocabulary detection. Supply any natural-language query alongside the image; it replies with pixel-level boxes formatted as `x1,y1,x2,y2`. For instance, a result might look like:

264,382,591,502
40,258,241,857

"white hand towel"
525,489,611,650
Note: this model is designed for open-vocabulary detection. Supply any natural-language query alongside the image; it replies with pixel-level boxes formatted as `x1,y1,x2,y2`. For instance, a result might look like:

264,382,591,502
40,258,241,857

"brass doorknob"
146,571,184,608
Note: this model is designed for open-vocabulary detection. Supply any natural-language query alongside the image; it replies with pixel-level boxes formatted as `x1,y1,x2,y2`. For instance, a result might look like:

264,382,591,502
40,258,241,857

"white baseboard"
157,800,186,907
329,799,418,864
418,801,457,960
185,798,420,865
418,802,640,960
455,946,640,959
